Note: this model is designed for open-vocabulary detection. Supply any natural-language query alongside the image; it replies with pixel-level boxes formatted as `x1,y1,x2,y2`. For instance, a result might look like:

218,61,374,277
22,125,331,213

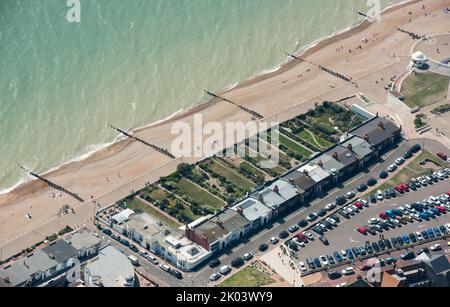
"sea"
0,0,401,192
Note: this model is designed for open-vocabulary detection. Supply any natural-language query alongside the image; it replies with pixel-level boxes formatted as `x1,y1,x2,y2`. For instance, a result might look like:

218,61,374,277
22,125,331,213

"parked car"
317,209,328,217
219,265,232,275
209,259,221,268
288,225,299,233
307,213,318,221
298,219,308,227
336,195,347,206
367,177,377,187
209,272,221,282
279,231,289,239
387,164,397,172
379,171,389,179
160,264,171,273
370,194,377,203
341,267,355,275
357,184,368,192
395,157,405,165
170,269,183,279
319,235,329,245
437,152,448,161
259,243,269,252
357,227,367,235
231,257,244,268
270,237,279,244
243,253,253,261
324,202,336,211
430,244,442,251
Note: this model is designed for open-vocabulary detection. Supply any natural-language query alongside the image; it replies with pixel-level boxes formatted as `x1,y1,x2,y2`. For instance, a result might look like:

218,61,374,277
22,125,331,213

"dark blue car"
402,234,411,245
428,228,435,238
422,230,429,240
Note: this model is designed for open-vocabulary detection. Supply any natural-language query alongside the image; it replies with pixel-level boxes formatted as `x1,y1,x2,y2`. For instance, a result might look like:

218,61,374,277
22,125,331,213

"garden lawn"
298,129,334,149
218,266,275,288
277,132,313,157
209,159,255,190
176,178,225,210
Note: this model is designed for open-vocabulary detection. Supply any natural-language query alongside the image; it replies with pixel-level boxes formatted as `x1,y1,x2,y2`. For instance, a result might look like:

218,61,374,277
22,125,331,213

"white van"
219,265,232,275
128,255,139,266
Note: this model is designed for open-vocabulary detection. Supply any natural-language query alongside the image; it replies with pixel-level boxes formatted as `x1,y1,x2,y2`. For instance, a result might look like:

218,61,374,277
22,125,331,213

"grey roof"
311,153,345,174
252,179,299,209
66,231,101,251
324,146,359,167
42,240,78,263
85,246,134,287
0,251,58,287
232,198,271,222
195,209,250,243
350,116,400,146
340,136,373,159
426,255,450,275
284,169,316,191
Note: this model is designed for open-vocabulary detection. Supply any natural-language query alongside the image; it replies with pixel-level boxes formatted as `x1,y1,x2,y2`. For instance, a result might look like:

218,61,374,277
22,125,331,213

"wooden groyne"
204,90,264,120
108,125,176,159
17,164,85,203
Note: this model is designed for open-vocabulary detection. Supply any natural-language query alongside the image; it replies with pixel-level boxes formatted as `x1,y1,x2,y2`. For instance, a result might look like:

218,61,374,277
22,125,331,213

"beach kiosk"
410,51,428,68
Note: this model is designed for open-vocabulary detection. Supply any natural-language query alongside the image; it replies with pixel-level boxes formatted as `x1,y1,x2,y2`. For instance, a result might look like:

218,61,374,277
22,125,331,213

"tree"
177,163,193,177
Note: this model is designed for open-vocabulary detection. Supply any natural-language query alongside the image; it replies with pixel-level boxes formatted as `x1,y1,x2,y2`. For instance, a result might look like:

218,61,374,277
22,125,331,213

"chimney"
317,160,323,167
347,143,353,152
332,152,338,160
378,121,385,130
273,185,280,194
289,178,295,185
258,194,264,204
364,133,369,141
303,169,309,176
237,206,244,215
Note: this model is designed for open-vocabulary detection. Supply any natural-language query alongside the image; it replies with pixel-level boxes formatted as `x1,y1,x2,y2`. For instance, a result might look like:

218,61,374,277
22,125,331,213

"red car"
359,264,372,271
437,152,448,161
395,183,409,193
446,191,450,197
354,202,363,210
296,233,308,243
435,206,446,214
357,227,367,235
379,212,388,220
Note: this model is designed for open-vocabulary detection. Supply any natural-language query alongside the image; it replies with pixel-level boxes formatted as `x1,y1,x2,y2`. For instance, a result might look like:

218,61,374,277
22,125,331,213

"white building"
410,51,428,68
84,246,135,287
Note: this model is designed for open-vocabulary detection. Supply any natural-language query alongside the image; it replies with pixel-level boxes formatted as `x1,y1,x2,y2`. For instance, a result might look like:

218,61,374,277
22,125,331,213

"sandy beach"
1,0,449,260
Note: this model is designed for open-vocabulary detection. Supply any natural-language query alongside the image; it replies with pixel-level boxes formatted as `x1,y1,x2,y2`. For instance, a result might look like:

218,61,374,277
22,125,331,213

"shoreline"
0,0,416,196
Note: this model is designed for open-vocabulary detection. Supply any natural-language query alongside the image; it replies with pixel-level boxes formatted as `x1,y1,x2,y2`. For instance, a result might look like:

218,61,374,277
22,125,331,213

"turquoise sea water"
0,0,399,191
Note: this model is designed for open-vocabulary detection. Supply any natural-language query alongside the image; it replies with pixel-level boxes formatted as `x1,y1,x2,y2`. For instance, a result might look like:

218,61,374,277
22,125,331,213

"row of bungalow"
185,116,402,256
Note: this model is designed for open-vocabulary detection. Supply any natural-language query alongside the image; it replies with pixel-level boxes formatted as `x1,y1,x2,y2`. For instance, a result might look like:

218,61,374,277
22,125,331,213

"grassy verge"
401,72,450,108
218,266,275,288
